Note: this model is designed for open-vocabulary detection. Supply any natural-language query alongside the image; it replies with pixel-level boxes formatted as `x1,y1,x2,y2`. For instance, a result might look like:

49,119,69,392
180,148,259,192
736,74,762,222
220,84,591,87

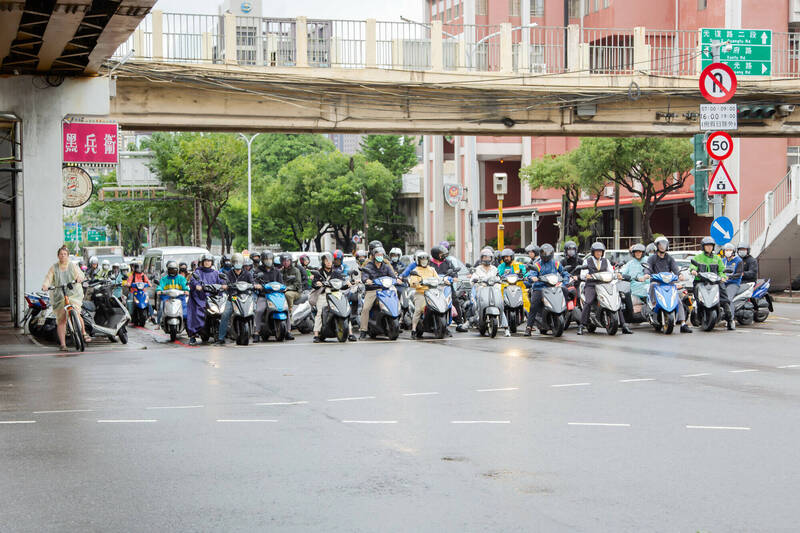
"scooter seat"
83,301,96,313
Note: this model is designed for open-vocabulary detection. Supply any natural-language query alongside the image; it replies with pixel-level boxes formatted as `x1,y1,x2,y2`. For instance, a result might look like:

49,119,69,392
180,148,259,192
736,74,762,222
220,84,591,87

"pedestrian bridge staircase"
737,165,800,291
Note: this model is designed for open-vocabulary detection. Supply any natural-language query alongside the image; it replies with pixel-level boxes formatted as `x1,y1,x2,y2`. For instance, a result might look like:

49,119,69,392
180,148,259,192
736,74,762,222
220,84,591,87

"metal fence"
646,29,698,76
737,170,791,247
583,28,634,74
164,13,222,63
463,24,501,72
596,235,704,250
328,20,366,68
511,25,565,74
773,31,800,78
376,21,431,70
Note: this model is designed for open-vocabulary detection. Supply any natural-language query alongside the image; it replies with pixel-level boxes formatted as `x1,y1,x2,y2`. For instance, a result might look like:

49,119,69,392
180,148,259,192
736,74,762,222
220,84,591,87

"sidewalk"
0,308,51,355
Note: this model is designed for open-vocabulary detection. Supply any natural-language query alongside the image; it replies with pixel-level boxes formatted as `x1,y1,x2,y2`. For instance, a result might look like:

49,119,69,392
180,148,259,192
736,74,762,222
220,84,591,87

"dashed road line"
682,373,711,377
342,420,398,424
97,419,157,423
475,387,518,392
551,382,591,388
568,422,630,427
451,420,511,424
145,405,204,410
33,409,94,414
619,378,655,383
729,369,759,373
0,420,36,424
762,332,783,336
402,392,439,397
216,419,277,423
777,364,800,369
326,396,376,402
254,401,309,406
686,425,750,431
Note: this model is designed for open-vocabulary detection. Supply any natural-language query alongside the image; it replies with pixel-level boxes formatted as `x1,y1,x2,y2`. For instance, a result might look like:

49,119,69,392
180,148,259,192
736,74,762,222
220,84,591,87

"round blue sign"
710,216,734,246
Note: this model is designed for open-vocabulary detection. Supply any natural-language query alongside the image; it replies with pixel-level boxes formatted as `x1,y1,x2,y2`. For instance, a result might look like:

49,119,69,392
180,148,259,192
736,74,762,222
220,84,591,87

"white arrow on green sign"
701,28,772,76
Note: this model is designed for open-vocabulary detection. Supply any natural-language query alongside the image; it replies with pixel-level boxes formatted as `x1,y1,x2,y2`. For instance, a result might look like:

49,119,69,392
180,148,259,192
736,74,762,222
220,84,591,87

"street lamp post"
239,133,260,252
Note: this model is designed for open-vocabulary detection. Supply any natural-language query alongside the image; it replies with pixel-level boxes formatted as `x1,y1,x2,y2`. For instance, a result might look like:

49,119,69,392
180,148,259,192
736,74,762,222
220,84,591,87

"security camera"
777,104,796,117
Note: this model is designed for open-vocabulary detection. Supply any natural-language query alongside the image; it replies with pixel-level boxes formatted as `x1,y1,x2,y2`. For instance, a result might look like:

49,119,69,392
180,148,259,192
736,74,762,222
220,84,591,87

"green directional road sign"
701,28,772,76
87,226,107,243
64,222,81,242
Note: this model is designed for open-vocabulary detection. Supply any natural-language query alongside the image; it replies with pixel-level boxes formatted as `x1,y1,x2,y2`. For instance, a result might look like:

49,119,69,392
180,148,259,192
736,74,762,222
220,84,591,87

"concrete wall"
0,76,110,300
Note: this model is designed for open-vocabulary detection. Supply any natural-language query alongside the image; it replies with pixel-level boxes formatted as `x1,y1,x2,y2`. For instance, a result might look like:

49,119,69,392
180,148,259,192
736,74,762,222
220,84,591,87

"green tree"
572,138,692,242
253,133,335,179
360,135,418,177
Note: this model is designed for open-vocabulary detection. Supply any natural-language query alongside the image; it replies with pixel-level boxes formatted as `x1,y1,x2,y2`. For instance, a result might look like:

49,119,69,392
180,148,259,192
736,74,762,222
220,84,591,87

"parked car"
142,246,210,298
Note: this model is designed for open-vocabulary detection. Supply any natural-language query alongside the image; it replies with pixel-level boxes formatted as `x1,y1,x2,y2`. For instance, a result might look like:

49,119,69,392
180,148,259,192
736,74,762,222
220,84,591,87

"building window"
509,0,521,17
531,0,544,17
476,0,487,16
603,0,610,7
593,0,600,12
568,0,580,17
788,146,800,168
698,0,707,10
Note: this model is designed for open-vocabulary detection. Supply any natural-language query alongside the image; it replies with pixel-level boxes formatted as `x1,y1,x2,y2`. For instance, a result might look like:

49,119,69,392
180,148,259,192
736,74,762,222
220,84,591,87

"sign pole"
497,195,504,250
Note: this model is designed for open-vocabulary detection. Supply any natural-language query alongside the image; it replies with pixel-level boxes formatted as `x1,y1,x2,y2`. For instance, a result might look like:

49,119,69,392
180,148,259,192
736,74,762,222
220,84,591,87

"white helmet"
231,252,244,269
101,259,110,270
654,236,669,252
480,247,493,265
89,256,98,266
389,247,402,258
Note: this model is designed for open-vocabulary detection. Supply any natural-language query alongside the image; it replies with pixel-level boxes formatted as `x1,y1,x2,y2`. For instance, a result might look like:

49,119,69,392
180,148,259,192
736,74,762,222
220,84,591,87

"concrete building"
327,134,366,155
421,0,800,261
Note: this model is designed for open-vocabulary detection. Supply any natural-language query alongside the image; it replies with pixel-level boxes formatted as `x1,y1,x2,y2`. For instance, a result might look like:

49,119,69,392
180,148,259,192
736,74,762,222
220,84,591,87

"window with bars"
788,146,800,169
476,0,487,16
603,0,610,7
698,0,707,10
531,0,544,17
509,0,521,17
568,0,580,17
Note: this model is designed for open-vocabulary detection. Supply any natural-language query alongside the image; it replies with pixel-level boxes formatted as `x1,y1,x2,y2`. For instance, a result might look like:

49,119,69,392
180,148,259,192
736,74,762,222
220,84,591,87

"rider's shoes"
680,324,693,333
504,329,511,337
621,324,633,334
348,334,357,342
189,337,197,345
252,334,260,343
313,336,322,343
215,339,225,345
456,324,468,332
727,320,735,330
359,331,367,340
577,326,585,335
524,327,532,336
285,333,295,340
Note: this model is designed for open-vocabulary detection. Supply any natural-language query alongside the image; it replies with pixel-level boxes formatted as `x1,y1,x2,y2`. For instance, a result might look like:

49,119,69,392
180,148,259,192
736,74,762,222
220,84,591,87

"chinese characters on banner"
62,122,119,164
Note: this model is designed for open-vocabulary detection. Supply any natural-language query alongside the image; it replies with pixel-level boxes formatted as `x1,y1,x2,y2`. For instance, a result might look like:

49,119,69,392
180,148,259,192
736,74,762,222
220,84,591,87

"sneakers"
189,337,197,345
285,332,295,340
348,334,357,342
359,331,367,340
621,324,633,334
252,334,260,343
504,329,511,337
680,324,692,333
313,336,322,343
576,326,585,335
727,320,736,331
524,327,532,337
215,339,225,345
456,324,468,332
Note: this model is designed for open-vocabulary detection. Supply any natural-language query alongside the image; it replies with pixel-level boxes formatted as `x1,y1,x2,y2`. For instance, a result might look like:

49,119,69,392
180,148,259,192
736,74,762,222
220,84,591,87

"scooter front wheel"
552,314,566,337
118,326,128,344
489,316,498,338
662,311,675,334
168,324,177,342
604,310,618,336
701,308,717,332
335,317,348,342
275,319,287,342
507,311,517,334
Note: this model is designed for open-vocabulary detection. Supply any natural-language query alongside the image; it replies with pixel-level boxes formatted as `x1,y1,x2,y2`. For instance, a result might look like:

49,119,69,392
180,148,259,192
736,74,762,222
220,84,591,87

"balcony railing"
111,12,800,79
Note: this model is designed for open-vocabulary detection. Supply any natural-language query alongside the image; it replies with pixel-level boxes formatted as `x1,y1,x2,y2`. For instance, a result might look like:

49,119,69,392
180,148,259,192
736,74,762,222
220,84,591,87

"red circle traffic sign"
700,63,737,104
706,131,734,161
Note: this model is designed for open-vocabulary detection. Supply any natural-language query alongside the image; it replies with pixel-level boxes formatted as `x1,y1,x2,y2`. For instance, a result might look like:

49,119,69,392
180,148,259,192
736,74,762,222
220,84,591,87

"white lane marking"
568,422,630,427
686,425,750,431
342,420,398,424
777,364,800,369
451,420,511,424
146,405,204,410
475,387,519,392
402,392,439,397
326,396,376,402
551,382,591,388
618,378,655,383
254,401,309,406
0,420,36,424
729,369,759,373
216,419,277,423
97,419,157,423
33,409,94,414
682,373,711,377
763,332,783,336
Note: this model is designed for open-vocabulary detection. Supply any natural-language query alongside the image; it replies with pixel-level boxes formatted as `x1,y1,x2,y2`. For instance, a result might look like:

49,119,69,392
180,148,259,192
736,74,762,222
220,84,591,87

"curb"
772,295,799,304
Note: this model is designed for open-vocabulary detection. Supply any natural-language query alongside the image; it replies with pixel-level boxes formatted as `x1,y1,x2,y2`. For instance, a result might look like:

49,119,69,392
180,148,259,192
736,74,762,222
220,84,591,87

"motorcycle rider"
86,256,100,280
498,248,530,313
297,253,312,288
125,261,153,319
562,241,580,274
253,251,282,343
389,247,403,273
644,236,692,333
332,250,349,276
243,257,253,272
219,254,233,275
737,242,759,283
113,263,126,301
187,253,226,345
368,240,384,261
577,242,632,335
408,250,439,339
249,251,261,270
691,237,730,329
217,253,256,345
178,262,189,278
312,252,357,343
645,242,657,258
524,243,570,336
619,243,649,320
359,246,397,340
279,252,301,339
430,246,449,274
355,249,368,267
721,242,743,330
155,260,189,329
525,244,540,264
471,247,511,337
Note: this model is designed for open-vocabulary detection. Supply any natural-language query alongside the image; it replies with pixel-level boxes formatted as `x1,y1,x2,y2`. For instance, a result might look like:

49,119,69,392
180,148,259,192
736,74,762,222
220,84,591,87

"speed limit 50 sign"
706,131,734,161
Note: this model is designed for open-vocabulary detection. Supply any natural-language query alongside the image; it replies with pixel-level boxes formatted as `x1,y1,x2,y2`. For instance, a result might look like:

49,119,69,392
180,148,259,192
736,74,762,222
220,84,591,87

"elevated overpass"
106,13,800,137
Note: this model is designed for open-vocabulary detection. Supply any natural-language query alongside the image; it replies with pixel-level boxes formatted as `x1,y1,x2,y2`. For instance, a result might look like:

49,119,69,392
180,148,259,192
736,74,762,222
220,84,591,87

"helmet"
645,243,656,255
430,246,443,261
131,261,142,272
630,243,646,254
89,256,98,266
368,240,383,253
112,262,120,270
654,236,669,252
564,240,577,258
244,258,253,268
178,261,188,269
500,248,514,262
101,260,110,271
355,250,368,260
480,247,493,265
249,251,261,260
539,243,554,262
525,244,539,254
120,263,130,272
389,247,402,259
166,260,179,276
262,251,274,266
438,241,450,250
200,253,214,265
231,253,244,269
332,249,344,261
221,254,231,266
590,242,606,255
279,252,292,265
737,242,750,252
722,242,735,255
701,236,715,248
320,252,333,266
299,253,310,266
415,250,430,267
373,247,386,262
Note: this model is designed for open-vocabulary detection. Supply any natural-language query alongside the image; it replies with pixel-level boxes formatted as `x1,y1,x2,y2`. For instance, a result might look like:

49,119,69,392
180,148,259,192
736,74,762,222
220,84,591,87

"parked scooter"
129,281,150,327
501,274,526,334
528,273,568,337
22,291,57,342
198,283,228,343
689,259,723,332
472,275,502,338
159,288,186,342
645,272,681,334
228,281,256,345
752,279,773,322
578,271,622,335
416,276,451,339
81,279,130,343
732,282,756,326
366,276,402,340
318,278,352,342
291,291,315,334
258,281,290,342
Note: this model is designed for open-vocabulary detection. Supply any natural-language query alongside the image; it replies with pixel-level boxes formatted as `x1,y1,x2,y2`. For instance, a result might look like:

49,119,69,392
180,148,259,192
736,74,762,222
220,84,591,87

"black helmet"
178,262,188,272
166,260,178,276
279,252,292,265
564,240,577,257
630,243,646,254
221,254,231,266
590,242,606,254
500,248,514,262
131,261,142,272
539,243,554,262
368,240,383,253
249,251,261,259
430,245,443,261
262,251,274,266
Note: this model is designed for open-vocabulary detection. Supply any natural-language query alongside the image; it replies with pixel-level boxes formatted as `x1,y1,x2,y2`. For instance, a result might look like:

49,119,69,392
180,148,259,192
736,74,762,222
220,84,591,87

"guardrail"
736,166,799,255
111,12,800,78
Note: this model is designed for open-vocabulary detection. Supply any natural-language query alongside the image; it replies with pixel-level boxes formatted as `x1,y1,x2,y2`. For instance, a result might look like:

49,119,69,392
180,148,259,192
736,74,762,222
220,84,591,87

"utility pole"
239,133,260,252
563,0,569,70
613,184,620,249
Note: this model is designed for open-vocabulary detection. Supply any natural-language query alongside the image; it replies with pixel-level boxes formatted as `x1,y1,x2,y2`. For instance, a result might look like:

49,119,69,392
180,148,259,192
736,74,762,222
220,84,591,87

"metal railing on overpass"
110,11,800,78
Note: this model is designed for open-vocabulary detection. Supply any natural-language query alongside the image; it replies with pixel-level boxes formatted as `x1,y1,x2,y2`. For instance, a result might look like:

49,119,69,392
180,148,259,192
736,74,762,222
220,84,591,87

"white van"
142,246,210,284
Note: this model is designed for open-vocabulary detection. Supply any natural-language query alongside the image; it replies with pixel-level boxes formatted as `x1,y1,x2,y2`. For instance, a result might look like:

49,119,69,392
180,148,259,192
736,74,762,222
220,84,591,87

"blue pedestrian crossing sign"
710,216,734,245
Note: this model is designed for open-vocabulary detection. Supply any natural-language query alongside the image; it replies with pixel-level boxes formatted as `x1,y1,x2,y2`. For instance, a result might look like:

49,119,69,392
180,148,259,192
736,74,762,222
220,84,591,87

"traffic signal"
738,104,776,120
690,134,710,215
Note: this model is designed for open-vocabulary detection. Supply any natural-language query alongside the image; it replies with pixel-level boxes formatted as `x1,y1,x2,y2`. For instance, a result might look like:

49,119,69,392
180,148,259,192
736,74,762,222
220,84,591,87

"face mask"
738,250,747,258
725,250,734,258
481,258,491,265
419,259,429,267
375,256,384,263
566,249,575,257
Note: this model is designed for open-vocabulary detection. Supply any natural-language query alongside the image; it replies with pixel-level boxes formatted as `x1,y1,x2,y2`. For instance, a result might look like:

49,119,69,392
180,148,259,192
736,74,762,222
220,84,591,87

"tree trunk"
641,202,656,243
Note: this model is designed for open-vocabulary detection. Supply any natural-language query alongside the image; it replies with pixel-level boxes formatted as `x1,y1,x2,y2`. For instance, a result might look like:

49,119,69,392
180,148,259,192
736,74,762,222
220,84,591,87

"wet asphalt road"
2,305,800,532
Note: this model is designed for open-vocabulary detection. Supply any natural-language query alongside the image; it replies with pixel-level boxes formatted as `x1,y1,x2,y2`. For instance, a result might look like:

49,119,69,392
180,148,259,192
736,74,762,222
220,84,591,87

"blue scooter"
258,281,290,342
645,272,680,334
752,278,773,322
129,281,150,327
366,276,402,340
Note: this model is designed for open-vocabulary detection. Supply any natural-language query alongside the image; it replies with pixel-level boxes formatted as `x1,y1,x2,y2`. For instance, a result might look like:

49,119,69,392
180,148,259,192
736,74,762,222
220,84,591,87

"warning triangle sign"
708,161,737,195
